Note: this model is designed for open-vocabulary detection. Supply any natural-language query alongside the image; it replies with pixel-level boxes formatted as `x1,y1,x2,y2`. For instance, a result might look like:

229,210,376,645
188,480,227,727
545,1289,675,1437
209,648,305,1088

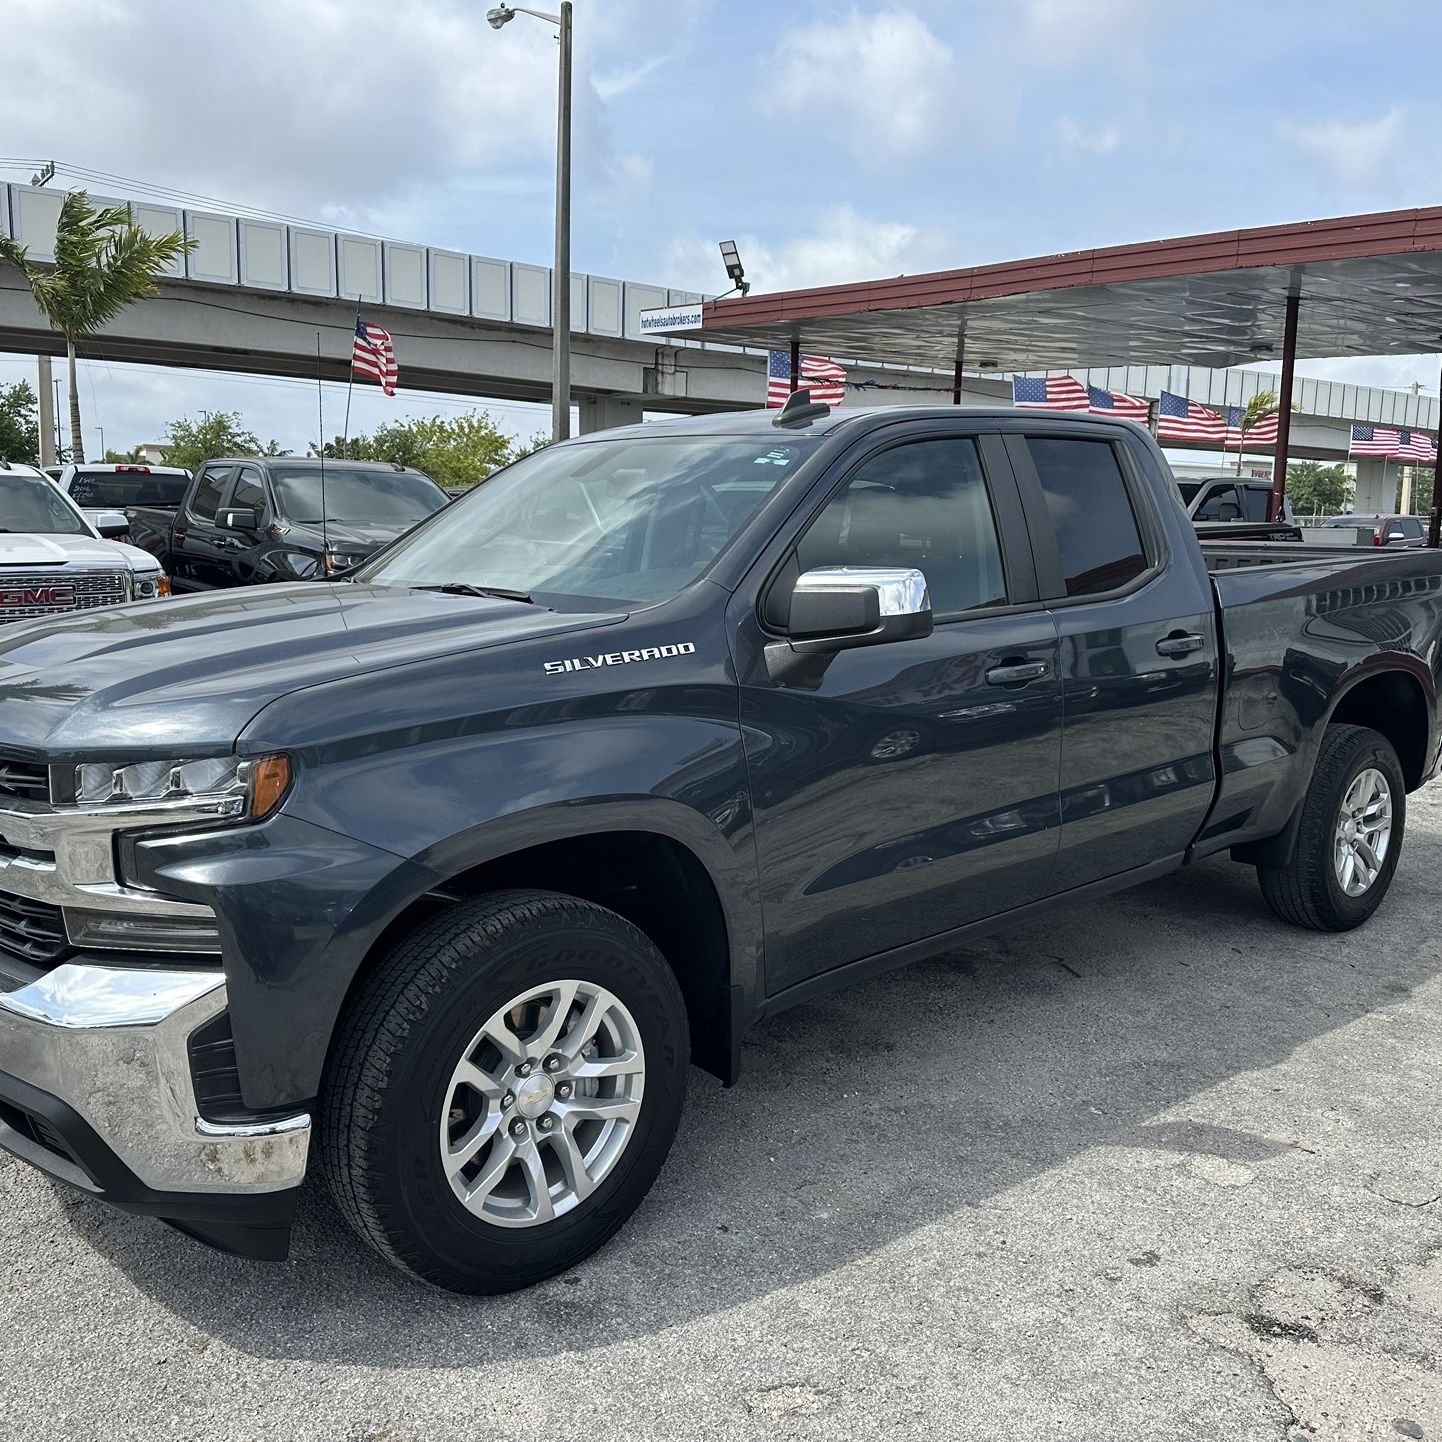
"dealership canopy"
683,207,1442,373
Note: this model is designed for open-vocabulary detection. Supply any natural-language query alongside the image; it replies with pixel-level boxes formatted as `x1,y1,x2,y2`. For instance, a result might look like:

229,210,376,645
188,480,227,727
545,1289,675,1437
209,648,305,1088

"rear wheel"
1257,723,1405,931
321,889,688,1293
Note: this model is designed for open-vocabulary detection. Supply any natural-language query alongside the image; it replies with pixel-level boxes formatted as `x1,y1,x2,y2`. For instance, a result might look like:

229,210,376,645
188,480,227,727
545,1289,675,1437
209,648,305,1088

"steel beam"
1269,291,1300,521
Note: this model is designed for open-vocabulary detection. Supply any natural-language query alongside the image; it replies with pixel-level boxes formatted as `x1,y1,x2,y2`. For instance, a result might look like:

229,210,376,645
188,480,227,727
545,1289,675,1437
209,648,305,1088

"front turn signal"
247,755,291,819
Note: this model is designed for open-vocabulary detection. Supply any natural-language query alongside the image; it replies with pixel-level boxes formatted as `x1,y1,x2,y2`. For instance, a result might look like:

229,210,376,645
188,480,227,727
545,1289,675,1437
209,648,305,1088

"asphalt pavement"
3,792,1441,1441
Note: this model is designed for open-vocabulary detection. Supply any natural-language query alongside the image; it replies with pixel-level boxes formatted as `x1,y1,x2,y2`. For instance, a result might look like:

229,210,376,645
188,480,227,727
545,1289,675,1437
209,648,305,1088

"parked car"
1177,475,1295,525
56,462,191,540
0,403,1437,1292
40,465,65,484
0,461,168,622
125,456,451,589
1320,513,1427,547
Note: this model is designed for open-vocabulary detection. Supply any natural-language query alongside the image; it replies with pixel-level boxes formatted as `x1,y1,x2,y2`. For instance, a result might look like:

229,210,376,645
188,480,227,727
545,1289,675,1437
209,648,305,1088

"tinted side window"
230,466,267,513
189,466,231,521
1027,438,1148,597
1195,484,1241,521
796,438,1006,614
1399,517,1423,538
1241,487,1271,521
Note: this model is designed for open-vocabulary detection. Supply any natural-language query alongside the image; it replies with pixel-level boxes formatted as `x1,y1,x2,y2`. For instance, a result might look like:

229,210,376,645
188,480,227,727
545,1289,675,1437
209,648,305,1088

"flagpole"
341,298,359,460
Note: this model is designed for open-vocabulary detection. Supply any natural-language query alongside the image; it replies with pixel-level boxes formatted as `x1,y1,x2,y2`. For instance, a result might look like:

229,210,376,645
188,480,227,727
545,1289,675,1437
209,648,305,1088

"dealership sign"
637,303,705,335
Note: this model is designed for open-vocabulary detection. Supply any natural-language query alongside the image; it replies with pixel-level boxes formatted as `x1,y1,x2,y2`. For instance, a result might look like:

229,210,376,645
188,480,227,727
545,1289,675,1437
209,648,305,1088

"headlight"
132,572,171,600
324,550,368,574
74,754,291,820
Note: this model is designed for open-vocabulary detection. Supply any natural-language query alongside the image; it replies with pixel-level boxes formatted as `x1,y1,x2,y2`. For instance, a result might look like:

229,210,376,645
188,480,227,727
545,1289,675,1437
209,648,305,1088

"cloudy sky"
3,0,1441,454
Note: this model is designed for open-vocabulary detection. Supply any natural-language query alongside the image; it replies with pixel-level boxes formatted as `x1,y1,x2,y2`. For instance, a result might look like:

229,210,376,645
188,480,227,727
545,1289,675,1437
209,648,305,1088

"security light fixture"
719,240,750,296
486,5,513,26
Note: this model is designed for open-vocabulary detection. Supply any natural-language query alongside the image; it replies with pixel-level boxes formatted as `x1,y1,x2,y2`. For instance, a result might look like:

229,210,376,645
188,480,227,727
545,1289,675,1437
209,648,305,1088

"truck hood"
0,532,153,569
0,582,619,758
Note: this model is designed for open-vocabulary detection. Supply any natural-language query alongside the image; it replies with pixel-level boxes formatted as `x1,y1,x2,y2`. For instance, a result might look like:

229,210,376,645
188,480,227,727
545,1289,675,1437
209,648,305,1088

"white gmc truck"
0,463,168,620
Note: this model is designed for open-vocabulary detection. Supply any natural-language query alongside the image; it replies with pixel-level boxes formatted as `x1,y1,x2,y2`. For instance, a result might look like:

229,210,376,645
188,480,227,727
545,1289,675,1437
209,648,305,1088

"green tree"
314,411,514,486
1232,390,1280,475
0,380,40,464
102,444,147,464
159,411,264,471
0,191,192,463
1286,459,1352,517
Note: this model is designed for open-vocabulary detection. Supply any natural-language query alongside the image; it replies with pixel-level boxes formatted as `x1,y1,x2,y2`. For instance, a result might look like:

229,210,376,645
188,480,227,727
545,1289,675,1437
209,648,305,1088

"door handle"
986,660,1050,686
1156,633,1205,657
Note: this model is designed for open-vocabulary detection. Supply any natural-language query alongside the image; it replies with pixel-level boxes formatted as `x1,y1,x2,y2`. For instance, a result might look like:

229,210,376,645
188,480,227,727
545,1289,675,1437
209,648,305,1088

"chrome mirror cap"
793,566,930,617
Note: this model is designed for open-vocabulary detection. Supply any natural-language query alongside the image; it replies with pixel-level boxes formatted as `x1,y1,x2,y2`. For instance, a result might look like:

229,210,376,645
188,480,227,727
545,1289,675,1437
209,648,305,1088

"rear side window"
1241,487,1271,522
1027,438,1148,597
189,466,230,521
1398,517,1423,539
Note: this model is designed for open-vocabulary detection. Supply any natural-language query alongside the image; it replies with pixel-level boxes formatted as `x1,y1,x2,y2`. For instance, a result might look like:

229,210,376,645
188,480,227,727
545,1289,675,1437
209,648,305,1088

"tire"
321,889,688,1293
1257,723,1406,932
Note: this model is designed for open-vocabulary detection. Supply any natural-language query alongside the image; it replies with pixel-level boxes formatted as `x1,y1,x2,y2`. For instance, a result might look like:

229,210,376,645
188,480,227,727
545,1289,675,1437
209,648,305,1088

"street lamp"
487,2,573,443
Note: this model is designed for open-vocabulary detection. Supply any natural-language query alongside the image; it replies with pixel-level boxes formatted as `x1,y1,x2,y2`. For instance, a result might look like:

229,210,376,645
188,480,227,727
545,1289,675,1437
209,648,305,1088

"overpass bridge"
0,178,1432,499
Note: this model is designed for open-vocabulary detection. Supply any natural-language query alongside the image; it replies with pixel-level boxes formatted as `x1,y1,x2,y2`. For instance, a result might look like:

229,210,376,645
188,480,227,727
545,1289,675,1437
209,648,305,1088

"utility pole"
552,1,573,442
37,357,55,467
32,163,57,467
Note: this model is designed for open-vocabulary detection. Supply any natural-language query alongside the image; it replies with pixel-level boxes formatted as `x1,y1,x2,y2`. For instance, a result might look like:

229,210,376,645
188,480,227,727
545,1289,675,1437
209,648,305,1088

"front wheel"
1257,723,1406,931
321,889,689,1293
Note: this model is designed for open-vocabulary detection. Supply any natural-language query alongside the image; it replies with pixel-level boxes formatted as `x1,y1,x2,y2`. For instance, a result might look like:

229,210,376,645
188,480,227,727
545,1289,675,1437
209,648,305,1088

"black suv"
126,456,450,589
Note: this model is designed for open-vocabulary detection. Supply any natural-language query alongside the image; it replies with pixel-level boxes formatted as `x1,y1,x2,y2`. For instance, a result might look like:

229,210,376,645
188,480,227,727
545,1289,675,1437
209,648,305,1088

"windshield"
356,434,813,609
271,466,448,525
1,477,89,536
68,470,189,507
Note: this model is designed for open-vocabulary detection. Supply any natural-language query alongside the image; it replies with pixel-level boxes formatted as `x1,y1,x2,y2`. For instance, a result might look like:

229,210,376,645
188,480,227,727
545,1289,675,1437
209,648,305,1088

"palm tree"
0,191,191,463
1233,389,1280,475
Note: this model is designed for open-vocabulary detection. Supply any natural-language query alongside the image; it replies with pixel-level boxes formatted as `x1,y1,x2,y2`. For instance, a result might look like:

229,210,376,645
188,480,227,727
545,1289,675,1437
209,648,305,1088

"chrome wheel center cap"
1342,818,1358,841
515,1073,556,1119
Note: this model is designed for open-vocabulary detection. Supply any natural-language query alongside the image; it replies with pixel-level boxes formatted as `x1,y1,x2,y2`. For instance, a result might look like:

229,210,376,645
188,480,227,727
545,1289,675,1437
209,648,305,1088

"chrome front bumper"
0,962,310,1196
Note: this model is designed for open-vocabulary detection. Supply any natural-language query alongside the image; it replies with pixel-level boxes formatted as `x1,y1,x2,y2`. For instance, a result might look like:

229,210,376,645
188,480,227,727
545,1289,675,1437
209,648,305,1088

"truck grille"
0,570,127,623
0,758,49,803
0,890,70,967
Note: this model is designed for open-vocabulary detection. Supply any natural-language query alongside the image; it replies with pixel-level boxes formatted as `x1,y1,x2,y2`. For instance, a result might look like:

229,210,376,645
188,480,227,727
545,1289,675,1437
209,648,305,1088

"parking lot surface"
3,794,1440,1442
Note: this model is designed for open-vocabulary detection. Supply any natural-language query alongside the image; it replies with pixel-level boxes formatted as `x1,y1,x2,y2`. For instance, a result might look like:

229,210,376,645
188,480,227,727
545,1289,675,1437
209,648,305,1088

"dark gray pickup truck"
0,400,1437,1293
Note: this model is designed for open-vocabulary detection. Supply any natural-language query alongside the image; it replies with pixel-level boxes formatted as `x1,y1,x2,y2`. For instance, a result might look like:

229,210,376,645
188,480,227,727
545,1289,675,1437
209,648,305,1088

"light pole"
487,2,573,443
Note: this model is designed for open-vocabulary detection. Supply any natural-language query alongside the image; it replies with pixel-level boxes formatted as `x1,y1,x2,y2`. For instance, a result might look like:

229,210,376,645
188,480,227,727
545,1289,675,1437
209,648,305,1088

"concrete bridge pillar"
1352,457,1395,514
579,395,645,434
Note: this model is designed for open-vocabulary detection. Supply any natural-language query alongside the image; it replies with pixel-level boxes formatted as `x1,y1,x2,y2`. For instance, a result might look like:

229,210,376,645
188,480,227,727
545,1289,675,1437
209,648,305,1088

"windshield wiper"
415,582,541,605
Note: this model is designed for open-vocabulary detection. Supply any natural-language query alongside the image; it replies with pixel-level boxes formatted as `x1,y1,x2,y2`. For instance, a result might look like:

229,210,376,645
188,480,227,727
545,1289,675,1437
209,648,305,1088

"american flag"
767,351,847,407
1224,406,1280,449
1350,424,1401,457
1012,374,1090,412
1395,427,1438,464
352,314,398,396
1157,390,1225,444
1086,384,1150,424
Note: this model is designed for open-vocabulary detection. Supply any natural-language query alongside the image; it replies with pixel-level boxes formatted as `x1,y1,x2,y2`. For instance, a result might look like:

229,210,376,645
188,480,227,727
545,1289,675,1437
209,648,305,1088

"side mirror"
768,566,932,685
218,507,259,532
95,518,129,539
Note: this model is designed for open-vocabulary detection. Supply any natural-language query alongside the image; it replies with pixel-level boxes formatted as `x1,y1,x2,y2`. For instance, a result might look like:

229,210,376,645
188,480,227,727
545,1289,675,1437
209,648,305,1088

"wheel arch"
334,801,761,1088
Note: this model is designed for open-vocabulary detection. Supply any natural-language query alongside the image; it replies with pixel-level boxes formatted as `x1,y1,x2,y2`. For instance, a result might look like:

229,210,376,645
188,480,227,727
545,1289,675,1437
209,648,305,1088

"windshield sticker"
753,450,794,466
544,642,696,676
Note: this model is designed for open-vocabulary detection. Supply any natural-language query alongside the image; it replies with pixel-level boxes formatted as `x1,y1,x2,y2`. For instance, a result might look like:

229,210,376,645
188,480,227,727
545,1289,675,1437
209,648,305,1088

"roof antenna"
772,386,831,428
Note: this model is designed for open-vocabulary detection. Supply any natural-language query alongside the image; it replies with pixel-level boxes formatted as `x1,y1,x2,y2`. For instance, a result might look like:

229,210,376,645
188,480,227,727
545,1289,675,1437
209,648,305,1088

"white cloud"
1056,116,1122,154
1276,107,1405,187
666,206,954,295
1015,0,1169,64
1,0,651,228
761,9,959,161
